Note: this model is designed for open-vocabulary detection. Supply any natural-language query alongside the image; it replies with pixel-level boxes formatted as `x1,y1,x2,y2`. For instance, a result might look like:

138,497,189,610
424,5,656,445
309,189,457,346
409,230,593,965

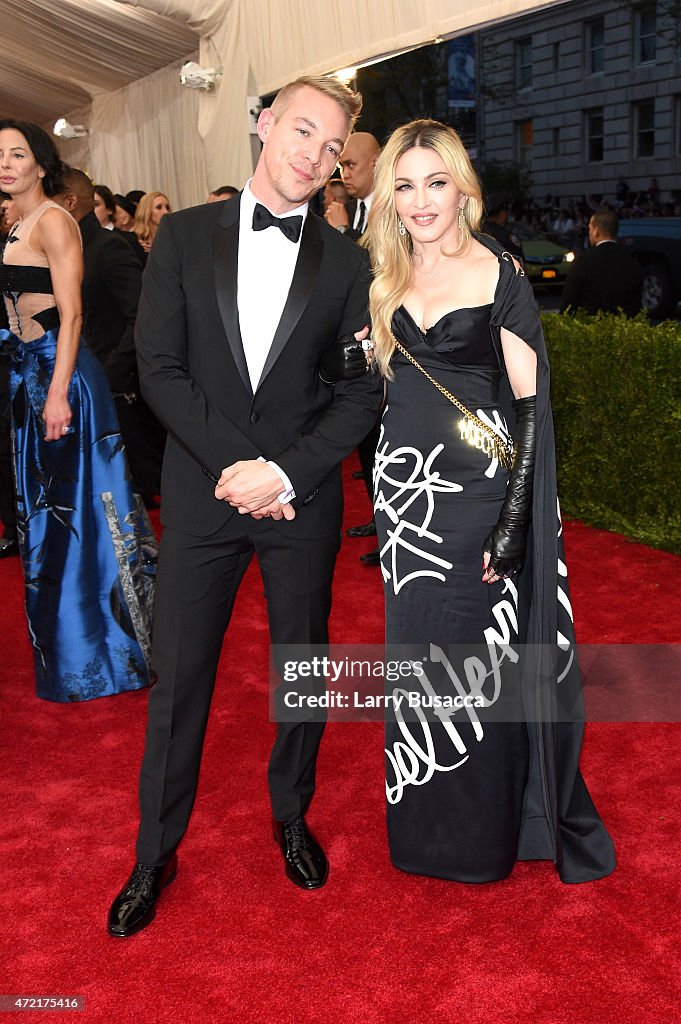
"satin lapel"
213,196,252,396
256,214,323,390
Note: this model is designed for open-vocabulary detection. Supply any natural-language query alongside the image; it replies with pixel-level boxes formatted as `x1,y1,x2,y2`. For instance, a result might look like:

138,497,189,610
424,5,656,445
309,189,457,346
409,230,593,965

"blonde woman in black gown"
359,121,615,884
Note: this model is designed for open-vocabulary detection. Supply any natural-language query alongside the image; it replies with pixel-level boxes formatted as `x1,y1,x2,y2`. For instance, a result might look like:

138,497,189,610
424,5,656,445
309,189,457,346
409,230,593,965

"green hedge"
542,311,681,553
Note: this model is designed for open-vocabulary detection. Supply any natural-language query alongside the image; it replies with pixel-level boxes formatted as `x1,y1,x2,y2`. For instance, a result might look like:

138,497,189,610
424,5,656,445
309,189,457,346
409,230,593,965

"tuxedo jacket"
344,198,365,242
559,241,644,317
135,196,383,539
79,212,143,393
114,228,146,268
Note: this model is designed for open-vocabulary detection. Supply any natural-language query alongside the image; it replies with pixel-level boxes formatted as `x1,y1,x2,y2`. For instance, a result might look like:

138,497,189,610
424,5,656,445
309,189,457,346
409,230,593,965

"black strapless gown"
374,304,529,882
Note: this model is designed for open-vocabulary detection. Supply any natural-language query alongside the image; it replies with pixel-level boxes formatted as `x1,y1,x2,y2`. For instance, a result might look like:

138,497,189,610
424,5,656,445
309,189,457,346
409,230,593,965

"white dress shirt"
238,182,308,391
237,182,309,501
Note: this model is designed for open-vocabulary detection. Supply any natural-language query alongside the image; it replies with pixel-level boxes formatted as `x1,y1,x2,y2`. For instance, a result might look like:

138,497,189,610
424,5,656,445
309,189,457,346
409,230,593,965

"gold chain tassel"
393,337,516,470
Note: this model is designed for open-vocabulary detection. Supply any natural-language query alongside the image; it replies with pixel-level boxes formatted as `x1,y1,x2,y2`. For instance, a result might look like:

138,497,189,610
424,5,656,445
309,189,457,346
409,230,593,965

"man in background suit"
108,75,383,938
325,131,380,240
55,169,165,501
326,132,382,562
560,209,643,317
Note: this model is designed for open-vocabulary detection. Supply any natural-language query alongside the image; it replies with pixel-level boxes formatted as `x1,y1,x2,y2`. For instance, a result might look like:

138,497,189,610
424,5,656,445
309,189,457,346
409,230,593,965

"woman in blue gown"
0,119,156,702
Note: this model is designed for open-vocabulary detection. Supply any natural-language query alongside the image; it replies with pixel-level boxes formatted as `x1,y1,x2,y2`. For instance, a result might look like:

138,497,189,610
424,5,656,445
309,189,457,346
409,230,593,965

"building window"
552,126,560,156
516,38,533,90
586,17,605,74
517,118,533,163
585,109,604,162
634,99,655,157
636,4,656,64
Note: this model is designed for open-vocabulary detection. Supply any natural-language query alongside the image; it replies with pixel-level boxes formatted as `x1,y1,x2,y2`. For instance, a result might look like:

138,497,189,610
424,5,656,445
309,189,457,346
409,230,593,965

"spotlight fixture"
53,118,89,139
333,66,358,85
179,61,223,90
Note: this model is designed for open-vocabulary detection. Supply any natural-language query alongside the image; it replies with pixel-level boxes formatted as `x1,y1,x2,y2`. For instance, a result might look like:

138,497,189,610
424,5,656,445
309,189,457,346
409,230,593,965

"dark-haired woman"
0,119,156,702
96,183,145,266
93,184,116,229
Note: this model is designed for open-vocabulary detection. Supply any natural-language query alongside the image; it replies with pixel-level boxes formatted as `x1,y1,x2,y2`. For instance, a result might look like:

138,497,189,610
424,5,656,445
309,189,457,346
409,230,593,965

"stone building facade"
477,0,681,204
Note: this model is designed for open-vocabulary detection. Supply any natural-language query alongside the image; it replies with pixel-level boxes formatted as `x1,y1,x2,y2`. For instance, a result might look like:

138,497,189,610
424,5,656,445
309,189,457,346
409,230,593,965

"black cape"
480,231,616,882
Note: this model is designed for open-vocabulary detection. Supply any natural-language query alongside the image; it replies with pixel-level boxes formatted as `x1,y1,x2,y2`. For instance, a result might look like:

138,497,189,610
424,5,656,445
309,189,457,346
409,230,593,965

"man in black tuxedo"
325,131,380,240
560,209,644,317
325,132,382,562
108,76,383,937
55,168,165,500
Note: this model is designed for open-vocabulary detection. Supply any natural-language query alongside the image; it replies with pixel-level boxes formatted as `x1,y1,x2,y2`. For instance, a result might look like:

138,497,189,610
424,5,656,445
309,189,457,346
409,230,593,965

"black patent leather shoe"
273,817,328,890
0,537,19,559
360,547,380,566
107,854,178,937
346,521,377,538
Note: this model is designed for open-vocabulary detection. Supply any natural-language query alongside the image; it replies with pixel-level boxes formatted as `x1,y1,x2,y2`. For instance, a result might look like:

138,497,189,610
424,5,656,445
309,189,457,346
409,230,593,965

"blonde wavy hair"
363,120,483,379
134,191,171,244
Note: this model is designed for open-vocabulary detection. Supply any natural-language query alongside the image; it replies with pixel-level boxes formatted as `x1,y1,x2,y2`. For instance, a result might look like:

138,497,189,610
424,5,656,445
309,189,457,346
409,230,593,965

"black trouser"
357,418,381,505
136,515,339,866
114,393,166,498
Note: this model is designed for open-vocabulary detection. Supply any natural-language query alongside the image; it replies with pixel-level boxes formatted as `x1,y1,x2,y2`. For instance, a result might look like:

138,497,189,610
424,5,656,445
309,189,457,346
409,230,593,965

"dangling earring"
398,218,406,236
457,207,464,229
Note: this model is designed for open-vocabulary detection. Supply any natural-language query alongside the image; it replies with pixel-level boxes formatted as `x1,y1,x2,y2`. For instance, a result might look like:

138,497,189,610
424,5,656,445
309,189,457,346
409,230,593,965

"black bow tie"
252,203,303,243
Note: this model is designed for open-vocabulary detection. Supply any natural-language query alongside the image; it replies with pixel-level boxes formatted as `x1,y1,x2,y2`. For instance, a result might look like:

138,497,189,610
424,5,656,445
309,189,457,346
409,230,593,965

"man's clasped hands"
215,462,296,521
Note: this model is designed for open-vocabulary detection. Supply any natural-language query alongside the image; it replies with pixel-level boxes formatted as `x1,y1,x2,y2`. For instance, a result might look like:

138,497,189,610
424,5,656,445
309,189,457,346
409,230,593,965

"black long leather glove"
319,335,368,385
483,395,536,579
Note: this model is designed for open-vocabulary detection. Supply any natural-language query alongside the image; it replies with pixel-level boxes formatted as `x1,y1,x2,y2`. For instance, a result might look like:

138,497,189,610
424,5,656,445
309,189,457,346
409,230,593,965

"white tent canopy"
2,0,198,124
2,0,569,208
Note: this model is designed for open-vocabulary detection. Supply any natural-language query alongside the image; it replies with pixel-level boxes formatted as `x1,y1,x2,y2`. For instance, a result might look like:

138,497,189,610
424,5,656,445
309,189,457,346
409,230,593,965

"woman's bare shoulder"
35,205,81,245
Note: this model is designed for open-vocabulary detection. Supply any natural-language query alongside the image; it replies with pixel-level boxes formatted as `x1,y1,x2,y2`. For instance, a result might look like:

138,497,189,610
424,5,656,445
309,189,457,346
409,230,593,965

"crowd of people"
1,81,618,942
504,178,681,252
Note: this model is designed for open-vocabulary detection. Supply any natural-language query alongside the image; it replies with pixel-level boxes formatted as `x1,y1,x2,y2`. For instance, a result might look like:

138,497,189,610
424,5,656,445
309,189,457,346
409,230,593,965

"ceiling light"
53,119,89,139
179,61,223,90
333,66,358,84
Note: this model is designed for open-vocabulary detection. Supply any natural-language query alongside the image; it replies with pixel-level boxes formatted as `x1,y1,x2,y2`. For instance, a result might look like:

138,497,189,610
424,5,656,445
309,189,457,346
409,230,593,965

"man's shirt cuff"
264,459,296,503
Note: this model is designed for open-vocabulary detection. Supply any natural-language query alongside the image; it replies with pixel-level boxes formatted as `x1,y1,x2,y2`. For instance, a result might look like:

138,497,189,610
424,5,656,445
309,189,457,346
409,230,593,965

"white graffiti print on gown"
373,409,511,595
556,498,577,682
385,578,520,804
373,414,463,596
476,408,514,479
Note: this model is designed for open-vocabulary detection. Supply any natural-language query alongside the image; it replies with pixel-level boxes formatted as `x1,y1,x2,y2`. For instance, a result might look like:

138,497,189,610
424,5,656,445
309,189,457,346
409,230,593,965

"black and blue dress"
0,200,156,701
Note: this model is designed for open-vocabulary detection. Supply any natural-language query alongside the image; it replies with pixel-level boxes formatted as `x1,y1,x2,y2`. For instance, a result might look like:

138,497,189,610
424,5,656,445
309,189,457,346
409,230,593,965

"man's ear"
257,108,274,145
61,193,78,213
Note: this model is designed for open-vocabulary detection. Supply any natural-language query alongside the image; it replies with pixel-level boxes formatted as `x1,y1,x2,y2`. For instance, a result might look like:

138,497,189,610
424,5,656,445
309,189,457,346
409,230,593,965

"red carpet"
1,459,680,1024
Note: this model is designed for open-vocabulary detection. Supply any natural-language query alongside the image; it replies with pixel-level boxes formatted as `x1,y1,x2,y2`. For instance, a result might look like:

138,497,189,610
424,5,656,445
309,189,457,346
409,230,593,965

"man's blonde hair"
271,75,362,131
